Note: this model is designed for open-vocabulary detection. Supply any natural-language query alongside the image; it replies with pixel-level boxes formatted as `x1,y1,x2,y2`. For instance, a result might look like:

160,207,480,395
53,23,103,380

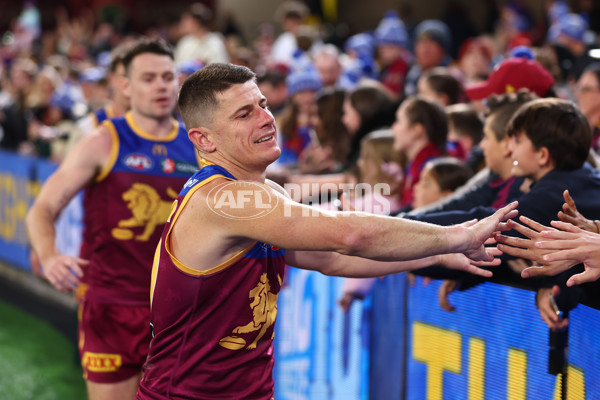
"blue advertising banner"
405,278,600,399
274,267,371,400
0,150,82,270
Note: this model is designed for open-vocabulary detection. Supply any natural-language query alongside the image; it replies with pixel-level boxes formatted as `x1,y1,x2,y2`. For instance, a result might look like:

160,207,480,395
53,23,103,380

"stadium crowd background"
2,0,600,398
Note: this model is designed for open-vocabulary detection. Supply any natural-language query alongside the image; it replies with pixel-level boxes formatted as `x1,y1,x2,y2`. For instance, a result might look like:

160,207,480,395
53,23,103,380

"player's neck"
110,99,129,117
204,155,267,183
128,110,174,139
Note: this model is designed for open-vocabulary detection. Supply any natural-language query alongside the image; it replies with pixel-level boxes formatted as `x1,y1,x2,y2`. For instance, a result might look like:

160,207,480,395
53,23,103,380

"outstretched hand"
439,251,502,278
460,201,518,262
495,216,579,282
557,190,598,233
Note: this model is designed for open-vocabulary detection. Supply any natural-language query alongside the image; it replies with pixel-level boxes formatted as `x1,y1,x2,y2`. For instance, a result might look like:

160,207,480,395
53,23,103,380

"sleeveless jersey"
91,105,113,127
80,112,199,305
138,164,286,400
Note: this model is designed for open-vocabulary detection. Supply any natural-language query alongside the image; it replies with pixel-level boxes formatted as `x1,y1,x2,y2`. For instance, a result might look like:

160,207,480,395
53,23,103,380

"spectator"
342,84,398,172
465,56,555,112
574,63,600,153
417,67,466,106
271,0,309,66
356,130,405,212
446,103,484,169
411,97,600,295
0,58,37,153
456,37,494,86
547,13,596,82
392,96,447,208
274,67,322,169
409,90,532,217
413,157,473,210
174,2,229,66
299,87,350,174
374,10,411,99
256,66,289,119
404,19,453,96
340,151,471,312
312,44,343,89
285,83,397,201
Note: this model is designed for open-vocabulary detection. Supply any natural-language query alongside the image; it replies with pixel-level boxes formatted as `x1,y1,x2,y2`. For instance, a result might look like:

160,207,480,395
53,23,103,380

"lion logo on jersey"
219,273,281,350
111,183,178,241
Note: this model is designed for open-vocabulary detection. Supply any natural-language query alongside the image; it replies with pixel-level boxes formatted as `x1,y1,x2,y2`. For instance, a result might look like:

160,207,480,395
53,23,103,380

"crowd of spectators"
4,0,600,340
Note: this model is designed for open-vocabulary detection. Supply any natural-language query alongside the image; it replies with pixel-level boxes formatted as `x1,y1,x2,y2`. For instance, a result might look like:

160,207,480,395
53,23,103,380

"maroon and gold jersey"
138,164,286,400
80,112,199,305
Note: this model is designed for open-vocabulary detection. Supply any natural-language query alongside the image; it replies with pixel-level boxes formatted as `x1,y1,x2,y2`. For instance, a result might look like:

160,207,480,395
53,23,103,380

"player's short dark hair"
122,37,174,76
178,63,256,129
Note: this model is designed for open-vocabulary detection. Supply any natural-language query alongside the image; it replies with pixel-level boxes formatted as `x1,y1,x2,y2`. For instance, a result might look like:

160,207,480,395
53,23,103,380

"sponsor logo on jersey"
82,352,122,372
163,158,175,173
161,159,198,175
124,153,153,170
184,178,199,189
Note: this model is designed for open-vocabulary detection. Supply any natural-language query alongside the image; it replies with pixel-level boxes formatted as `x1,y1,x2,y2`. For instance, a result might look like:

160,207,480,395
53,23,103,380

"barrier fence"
1,150,598,399
0,150,82,271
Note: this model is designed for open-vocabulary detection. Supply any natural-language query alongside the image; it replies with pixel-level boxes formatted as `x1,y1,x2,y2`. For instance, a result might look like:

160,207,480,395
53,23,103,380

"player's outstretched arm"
285,248,502,278
189,179,517,270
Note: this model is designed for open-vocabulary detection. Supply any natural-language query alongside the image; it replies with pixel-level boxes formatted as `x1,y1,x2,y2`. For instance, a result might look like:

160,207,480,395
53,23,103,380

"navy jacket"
407,164,600,291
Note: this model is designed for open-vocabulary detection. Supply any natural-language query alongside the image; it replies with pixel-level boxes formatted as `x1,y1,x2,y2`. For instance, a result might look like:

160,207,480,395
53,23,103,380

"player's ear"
189,127,216,153
121,74,132,99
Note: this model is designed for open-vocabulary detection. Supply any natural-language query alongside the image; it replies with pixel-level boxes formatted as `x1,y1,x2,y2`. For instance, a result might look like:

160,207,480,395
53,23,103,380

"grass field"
0,300,87,399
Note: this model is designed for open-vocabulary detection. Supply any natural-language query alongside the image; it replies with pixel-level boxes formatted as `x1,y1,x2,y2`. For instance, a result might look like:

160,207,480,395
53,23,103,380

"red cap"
465,58,554,100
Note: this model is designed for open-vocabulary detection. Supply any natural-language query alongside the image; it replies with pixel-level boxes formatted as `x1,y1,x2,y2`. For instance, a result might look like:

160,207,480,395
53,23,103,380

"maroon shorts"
78,301,151,383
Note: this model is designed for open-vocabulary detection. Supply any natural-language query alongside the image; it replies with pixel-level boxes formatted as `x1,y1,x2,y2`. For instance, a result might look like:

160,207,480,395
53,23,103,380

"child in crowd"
354,130,405,213
412,157,473,209
392,95,447,208
446,103,485,170
339,155,471,311
417,67,467,107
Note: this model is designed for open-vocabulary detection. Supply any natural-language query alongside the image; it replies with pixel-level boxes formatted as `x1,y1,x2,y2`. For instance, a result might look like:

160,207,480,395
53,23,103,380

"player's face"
126,53,178,120
211,81,281,168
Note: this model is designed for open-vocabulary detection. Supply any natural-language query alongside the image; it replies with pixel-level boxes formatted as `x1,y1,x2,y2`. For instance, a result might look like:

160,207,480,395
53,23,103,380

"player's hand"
40,254,88,293
460,201,518,262
439,252,501,278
